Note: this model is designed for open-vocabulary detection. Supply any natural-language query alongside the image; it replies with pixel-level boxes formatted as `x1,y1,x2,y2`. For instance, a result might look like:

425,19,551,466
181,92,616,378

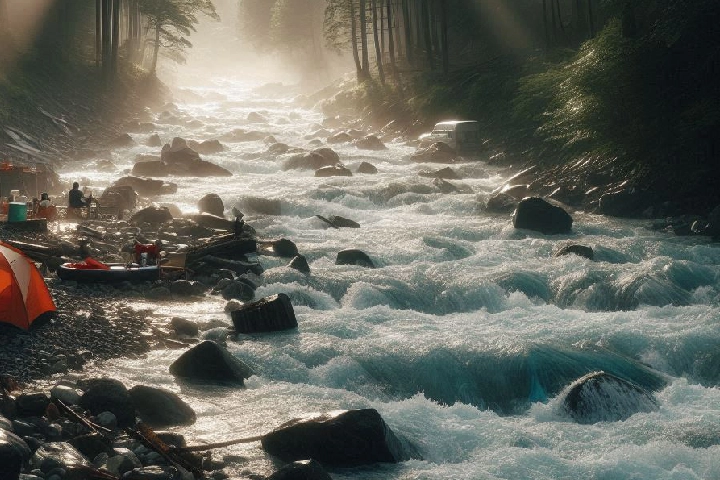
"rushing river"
57,76,720,479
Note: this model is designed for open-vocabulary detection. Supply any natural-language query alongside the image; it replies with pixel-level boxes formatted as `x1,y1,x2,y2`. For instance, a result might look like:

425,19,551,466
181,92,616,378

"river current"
58,77,720,479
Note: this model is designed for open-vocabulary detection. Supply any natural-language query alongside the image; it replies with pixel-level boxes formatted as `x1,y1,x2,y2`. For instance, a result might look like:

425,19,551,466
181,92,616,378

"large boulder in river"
130,206,173,226
0,429,31,476
410,142,456,163
128,385,196,428
315,165,352,177
356,161,378,174
132,160,168,177
161,137,200,164
112,176,177,196
267,459,332,480
231,293,297,334
485,193,518,214
146,134,162,147
261,409,415,466
354,135,386,150
198,193,224,217
336,249,375,268
187,139,224,154
79,378,136,427
284,148,340,171
512,197,572,234
169,341,253,384
242,197,282,215
161,138,232,177
560,371,659,424
327,132,353,144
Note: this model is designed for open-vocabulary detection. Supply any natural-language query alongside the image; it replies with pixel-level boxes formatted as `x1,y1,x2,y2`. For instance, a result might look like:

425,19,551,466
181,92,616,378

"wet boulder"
0,429,30,476
132,160,168,177
109,133,135,148
410,142,456,163
328,215,360,228
264,135,278,144
500,184,530,199
261,409,414,466
169,341,253,384
146,134,163,147
101,185,138,212
31,442,91,473
284,152,335,171
268,143,291,155
597,189,652,218
561,371,659,424
312,147,340,164
130,206,173,226
418,166,459,179
161,137,201,163
15,392,50,417
247,111,268,123
315,165,352,177
356,161,378,174
198,193,224,217
242,197,282,215
267,459,332,480
128,385,196,428
288,255,310,274
327,132,353,144
512,197,572,235
221,280,255,301
187,139,224,154
271,238,299,257
554,244,594,260
336,249,375,268
485,193,518,214
190,212,236,231
433,177,460,194
171,317,199,337
354,135,386,150
112,176,177,196
68,433,114,461
79,378,136,428
231,293,297,334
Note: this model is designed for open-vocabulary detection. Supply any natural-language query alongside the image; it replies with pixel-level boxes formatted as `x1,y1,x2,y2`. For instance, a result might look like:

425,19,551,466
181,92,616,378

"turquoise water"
60,77,720,479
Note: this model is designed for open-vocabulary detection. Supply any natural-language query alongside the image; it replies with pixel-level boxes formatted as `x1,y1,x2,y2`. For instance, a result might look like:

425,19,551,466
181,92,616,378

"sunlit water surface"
58,77,720,479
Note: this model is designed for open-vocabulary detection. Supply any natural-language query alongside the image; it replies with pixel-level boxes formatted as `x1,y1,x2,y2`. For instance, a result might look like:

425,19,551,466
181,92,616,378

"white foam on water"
67,76,720,479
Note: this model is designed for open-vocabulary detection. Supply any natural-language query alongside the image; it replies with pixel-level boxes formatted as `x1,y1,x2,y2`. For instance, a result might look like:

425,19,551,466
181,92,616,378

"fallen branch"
179,434,265,452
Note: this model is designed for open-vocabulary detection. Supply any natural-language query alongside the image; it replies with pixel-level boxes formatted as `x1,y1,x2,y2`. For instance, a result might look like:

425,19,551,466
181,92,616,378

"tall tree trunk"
111,0,120,77
543,0,549,50
150,23,160,75
359,0,370,79
554,0,565,42
349,0,363,81
588,0,595,38
96,0,102,68
386,0,398,82
379,1,385,57
421,0,433,70
439,0,448,75
371,0,385,84
102,0,112,82
402,0,412,65
550,0,557,46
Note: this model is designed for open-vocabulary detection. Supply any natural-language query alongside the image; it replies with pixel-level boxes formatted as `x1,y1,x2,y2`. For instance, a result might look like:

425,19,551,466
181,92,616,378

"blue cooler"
8,202,28,222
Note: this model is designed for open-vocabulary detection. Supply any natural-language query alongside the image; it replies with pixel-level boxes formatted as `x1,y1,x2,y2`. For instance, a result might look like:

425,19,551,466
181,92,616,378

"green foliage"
140,0,219,69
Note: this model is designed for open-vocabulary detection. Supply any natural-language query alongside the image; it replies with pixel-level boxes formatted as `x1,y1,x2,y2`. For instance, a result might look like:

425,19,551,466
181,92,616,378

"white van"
418,120,481,153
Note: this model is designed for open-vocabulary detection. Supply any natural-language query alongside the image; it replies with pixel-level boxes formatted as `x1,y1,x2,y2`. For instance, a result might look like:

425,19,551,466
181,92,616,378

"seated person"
36,192,57,221
133,239,163,266
68,182,87,208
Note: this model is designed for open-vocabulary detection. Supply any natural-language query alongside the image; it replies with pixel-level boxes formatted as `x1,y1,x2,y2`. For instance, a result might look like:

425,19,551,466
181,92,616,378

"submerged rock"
512,197,572,235
554,244,594,260
261,409,416,466
356,161,378,174
336,249,375,268
267,459,332,480
410,142,456,163
354,135,386,150
315,165,352,177
288,255,310,274
560,371,660,424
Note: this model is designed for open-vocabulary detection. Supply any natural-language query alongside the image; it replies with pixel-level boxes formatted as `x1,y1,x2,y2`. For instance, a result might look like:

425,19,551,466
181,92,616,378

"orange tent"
0,241,56,330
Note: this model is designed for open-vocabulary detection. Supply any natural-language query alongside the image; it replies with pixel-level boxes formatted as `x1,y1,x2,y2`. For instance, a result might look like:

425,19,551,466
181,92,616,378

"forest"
1,0,720,214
